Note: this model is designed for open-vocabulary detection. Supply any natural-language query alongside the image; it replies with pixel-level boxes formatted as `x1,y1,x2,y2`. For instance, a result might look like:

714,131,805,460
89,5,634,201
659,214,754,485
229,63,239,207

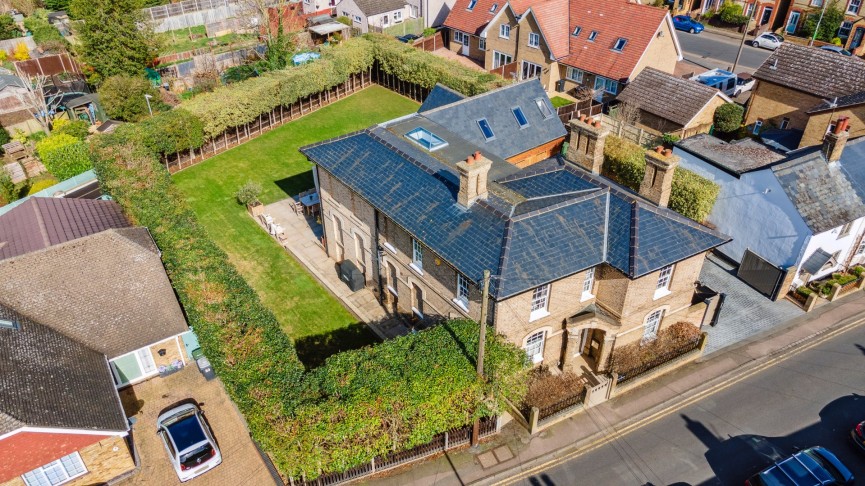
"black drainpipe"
373,208,385,305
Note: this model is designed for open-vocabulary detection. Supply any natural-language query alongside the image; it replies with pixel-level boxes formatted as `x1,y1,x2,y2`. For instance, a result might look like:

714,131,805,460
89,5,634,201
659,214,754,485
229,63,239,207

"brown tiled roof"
561,0,669,81
523,0,569,59
753,43,865,98
443,0,503,35
0,228,189,359
617,67,729,127
0,197,129,261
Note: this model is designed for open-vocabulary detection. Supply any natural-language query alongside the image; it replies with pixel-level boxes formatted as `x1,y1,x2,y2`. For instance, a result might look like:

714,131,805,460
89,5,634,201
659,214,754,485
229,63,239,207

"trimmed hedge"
603,135,720,222
110,109,205,159
35,133,92,180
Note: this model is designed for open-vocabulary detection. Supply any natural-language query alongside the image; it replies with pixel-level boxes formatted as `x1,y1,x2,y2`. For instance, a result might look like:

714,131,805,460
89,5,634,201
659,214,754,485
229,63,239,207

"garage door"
737,249,784,300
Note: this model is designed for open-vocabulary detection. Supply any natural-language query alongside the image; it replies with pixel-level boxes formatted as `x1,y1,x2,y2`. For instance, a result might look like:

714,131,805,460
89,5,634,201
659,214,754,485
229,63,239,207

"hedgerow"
35,133,92,180
603,135,720,222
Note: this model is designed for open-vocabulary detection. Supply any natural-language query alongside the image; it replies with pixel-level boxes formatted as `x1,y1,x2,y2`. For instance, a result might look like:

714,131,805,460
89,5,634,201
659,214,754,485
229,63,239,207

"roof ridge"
628,200,638,276
510,187,606,222
417,78,540,116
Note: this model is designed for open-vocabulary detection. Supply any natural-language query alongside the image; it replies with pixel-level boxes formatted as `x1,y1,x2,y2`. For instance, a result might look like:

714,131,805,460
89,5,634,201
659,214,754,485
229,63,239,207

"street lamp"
144,94,153,117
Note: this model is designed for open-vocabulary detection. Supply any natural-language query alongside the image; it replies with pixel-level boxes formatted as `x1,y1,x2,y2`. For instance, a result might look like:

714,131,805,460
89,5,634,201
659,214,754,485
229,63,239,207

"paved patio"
699,253,803,355
429,48,486,72
119,367,278,486
260,198,411,340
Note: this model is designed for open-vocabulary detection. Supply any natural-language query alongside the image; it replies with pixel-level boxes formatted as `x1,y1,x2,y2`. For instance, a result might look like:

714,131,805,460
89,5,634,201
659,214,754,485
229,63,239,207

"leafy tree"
23,9,65,47
719,2,749,25
0,169,16,204
35,133,92,180
43,0,72,11
69,0,159,82
0,14,20,40
98,75,164,122
111,108,204,157
800,0,845,42
713,103,744,133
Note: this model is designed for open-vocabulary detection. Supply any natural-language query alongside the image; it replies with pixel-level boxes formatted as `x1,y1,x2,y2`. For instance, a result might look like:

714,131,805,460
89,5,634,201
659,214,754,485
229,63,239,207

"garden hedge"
35,133,92,180
603,135,720,222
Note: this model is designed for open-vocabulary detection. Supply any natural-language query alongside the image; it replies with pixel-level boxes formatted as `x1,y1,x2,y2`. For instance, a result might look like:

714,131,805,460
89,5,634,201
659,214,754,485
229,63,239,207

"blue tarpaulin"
292,52,320,66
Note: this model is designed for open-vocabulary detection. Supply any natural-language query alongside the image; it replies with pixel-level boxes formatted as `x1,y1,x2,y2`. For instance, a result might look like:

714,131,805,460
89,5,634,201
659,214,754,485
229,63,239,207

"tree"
43,0,72,11
800,0,845,42
69,0,159,82
0,14,20,40
13,69,62,134
239,0,295,71
52,118,89,140
0,169,16,204
713,103,744,133
98,74,164,122
23,9,65,48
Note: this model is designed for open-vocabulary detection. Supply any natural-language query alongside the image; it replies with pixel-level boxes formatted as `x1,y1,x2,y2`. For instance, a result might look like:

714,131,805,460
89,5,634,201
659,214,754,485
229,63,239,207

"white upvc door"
461,33,470,55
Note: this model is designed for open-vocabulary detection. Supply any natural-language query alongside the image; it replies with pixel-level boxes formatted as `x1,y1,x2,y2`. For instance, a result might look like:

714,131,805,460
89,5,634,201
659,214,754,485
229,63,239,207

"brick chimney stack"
823,116,850,163
456,151,492,208
565,115,609,174
639,146,679,208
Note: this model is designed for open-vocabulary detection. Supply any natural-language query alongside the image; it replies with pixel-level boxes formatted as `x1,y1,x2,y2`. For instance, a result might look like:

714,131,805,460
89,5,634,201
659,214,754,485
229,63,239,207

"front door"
851,27,865,50
461,34,469,55
760,6,773,25
588,329,603,361
521,61,542,80
786,11,800,34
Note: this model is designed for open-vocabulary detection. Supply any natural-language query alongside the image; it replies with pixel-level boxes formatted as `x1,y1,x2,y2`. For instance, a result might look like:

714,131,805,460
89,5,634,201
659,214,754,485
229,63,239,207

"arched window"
524,330,546,364
644,309,664,341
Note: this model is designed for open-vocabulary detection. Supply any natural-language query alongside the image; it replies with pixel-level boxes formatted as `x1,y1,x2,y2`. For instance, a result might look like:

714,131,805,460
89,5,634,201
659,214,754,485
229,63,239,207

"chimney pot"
586,117,593,125
655,145,664,154
578,114,586,122
473,150,481,161
663,148,672,157
824,118,851,162
466,156,474,165
593,120,602,128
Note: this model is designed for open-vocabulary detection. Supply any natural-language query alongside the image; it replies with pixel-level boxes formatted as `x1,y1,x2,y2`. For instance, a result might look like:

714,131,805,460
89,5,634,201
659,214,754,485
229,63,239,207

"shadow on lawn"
274,172,315,199
295,321,381,369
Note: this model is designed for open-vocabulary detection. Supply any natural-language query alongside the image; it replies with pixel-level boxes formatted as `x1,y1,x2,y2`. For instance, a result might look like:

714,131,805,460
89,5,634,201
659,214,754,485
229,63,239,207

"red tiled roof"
443,0,504,35
523,0,569,59
561,0,669,81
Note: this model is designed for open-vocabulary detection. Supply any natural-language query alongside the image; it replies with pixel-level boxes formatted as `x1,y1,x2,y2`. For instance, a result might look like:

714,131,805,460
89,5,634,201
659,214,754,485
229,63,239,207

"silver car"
751,33,784,50
157,403,222,482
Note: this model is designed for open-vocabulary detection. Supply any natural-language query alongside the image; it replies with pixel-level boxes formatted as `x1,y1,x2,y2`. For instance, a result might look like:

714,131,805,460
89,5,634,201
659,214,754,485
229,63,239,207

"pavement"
677,28,772,73
364,289,865,485
119,367,279,486
699,254,803,355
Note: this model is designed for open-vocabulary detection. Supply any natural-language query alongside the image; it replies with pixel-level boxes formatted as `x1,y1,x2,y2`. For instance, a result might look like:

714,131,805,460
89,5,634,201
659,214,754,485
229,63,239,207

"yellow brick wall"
1,436,135,486
801,105,865,148
514,13,554,89
447,29,486,62
744,80,823,132
631,18,678,77
484,9,520,69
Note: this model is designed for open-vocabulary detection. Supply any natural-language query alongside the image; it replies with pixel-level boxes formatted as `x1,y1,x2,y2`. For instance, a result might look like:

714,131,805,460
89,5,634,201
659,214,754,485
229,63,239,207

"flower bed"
809,270,861,297
610,322,702,383
520,366,585,419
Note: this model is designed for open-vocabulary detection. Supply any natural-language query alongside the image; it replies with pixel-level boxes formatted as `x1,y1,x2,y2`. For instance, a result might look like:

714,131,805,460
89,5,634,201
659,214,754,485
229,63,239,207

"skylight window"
406,127,448,151
477,118,495,141
467,0,477,10
489,3,498,12
0,319,18,330
613,37,627,51
588,30,598,41
512,107,529,128
534,98,553,119
572,26,582,36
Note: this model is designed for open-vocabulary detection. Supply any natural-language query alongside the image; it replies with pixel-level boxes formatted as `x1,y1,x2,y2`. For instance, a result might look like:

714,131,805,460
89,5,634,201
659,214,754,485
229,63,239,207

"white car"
157,403,222,482
733,75,755,96
750,33,784,50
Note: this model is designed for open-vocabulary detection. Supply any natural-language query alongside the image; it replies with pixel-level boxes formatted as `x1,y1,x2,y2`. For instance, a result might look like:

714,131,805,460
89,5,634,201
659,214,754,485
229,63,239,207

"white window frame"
493,51,512,68
572,26,582,36
411,238,423,274
753,119,763,134
566,67,584,83
22,451,88,486
780,117,790,130
467,0,477,10
839,21,853,38
500,24,510,39
588,30,598,41
479,37,486,50
811,0,824,6
848,0,862,14
110,347,158,385
411,282,424,318
529,284,551,321
353,15,361,23
643,309,664,341
528,32,540,48
654,264,674,299
581,267,595,301
524,330,546,364
454,273,470,311
745,2,756,15
856,240,865,255
613,38,627,51
453,30,464,44
593,76,618,95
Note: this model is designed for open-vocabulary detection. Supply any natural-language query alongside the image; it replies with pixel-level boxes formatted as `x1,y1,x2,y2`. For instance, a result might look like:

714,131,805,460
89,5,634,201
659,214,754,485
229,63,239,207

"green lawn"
158,25,257,57
173,86,419,365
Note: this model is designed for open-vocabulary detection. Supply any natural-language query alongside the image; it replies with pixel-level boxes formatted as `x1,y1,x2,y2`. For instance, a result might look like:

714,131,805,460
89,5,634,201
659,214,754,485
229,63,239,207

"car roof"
758,449,839,486
165,413,209,455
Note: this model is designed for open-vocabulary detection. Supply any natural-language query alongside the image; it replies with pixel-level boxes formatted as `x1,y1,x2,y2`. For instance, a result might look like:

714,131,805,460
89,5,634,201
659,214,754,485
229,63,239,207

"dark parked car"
853,420,865,452
672,15,704,34
397,34,421,43
745,447,854,486
820,45,853,56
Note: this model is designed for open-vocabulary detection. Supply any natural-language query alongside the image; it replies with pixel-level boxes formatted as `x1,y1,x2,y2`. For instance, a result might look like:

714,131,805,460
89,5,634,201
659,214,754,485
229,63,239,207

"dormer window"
477,118,495,141
588,30,598,41
0,319,18,330
613,37,627,51
528,32,540,48
467,0,477,10
490,3,498,12
572,26,582,36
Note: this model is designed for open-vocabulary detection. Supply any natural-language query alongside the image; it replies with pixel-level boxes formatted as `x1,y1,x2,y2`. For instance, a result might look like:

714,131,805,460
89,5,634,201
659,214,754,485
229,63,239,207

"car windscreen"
180,443,214,469
804,450,845,483
166,414,207,452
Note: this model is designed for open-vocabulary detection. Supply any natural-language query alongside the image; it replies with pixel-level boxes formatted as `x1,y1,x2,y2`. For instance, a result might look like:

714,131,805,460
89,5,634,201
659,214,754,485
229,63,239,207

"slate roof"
418,84,465,113
351,0,407,16
676,134,785,175
0,197,130,261
809,90,865,113
772,136,865,233
800,248,833,275
0,228,189,359
301,83,728,298
0,304,127,435
0,74,25,92
618,67,730,127
420,79,566,160
753,43,865,99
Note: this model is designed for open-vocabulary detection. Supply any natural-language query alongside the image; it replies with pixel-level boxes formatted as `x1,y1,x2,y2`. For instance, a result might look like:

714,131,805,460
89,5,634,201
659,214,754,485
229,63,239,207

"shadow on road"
686,394,865,485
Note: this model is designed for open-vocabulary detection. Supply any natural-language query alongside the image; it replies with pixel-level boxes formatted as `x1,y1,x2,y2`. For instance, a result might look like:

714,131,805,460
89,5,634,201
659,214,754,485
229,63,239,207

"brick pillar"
772,266,798,302
639,147,679,208
566,117,609,174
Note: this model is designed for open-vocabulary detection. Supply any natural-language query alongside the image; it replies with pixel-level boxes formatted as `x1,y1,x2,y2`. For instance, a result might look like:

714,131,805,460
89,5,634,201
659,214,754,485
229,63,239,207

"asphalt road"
513,322,865,486
678,29,773,73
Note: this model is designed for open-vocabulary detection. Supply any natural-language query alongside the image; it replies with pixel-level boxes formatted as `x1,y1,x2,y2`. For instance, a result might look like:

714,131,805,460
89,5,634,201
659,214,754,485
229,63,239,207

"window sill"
412,307,424,319
383,242,397,255
653,288,672,301
531,354,544,364
580,292,595,303
387,285,398,296
409,263,424,276
453,298,469,314
529,309,550,322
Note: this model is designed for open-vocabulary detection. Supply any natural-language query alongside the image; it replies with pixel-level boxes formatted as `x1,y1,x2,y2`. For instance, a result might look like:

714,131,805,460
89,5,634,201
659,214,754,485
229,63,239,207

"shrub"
851,266,865,278
36,133,91,180
336,16,351,26
223,64,258,84
670,169,720,222
422,27,437,37
610,322,702,376
719,2,749,25
800,1,845,42
0,169,15,204
110,109,204,159
234,180,262,205
23,9,64,46
26,176,59,195
662,133,681,146
0,14,19,40
99,75,165,122
13,42,29,61
52,118,90,140
603,135,646,190
521,366,585,412
796,286,813,297
713,103,744,133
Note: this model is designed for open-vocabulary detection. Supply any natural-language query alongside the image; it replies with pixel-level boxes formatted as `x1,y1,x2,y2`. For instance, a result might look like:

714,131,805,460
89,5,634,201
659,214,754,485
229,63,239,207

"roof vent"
769,58,778,70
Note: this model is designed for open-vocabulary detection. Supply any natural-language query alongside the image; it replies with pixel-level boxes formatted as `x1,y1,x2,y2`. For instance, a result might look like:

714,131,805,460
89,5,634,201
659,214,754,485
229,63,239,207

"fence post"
371,457,375,473
444,431,449,450
529,407,539,434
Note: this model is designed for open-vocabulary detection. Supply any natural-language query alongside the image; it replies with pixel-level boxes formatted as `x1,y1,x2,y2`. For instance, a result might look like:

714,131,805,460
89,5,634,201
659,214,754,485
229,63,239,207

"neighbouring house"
442,0,682,103
779,0,865,55
675,118,865,299
745,43,865,149
616,67,733,138
300,80,727,382
696,0,783,33
0,197,191,388
336,0,415,32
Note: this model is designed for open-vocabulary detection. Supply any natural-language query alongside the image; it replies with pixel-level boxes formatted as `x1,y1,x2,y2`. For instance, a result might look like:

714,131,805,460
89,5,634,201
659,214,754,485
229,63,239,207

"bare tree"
237,0,296,69
14,66,62,135
612,101,641,127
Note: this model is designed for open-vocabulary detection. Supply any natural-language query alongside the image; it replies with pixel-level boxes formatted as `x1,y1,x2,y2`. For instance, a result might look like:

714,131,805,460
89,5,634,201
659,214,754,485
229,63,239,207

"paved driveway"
120,367,278,486
699,253,802,355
